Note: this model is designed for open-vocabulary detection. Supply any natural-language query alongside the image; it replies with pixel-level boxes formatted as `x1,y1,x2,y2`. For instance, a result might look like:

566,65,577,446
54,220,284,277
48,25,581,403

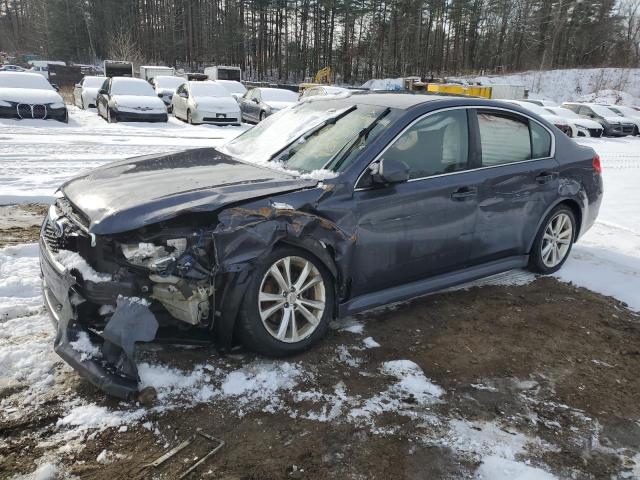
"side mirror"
51,83,60,92
252,97,259,103
98,89,107,95
372,158,410,185
74,83,81,88
179,92,188,98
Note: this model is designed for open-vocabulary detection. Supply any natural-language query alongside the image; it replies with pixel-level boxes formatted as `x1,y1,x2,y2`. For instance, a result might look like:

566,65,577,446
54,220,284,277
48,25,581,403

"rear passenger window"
530,121,551,158
478,113,530,166
383,109,469,179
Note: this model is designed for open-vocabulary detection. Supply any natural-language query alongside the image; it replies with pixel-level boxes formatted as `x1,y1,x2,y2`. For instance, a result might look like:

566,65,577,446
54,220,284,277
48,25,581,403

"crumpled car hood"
60,148,318,235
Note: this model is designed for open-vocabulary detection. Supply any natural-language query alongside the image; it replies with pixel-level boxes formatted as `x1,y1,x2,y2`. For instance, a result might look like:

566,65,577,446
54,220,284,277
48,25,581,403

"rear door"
173,84,187,118
96,78,110,117
350,108,481,296
469,109,559,263
73,79,83,107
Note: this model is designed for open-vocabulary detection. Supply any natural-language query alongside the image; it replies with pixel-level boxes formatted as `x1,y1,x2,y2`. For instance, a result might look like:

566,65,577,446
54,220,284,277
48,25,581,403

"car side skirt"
338,255,529,317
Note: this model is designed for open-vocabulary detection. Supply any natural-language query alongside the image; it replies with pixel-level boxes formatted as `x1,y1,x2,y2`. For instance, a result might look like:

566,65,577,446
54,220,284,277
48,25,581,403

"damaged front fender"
211,195,357,347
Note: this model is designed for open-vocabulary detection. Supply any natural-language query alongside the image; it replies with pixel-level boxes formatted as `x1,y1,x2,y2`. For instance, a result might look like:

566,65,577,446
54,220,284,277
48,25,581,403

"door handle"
450,187,477,201
535,172,557,184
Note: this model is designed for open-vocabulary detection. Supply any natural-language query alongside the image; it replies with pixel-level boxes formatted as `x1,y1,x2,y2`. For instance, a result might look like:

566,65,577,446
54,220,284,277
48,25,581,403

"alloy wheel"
258,256,326,343
541,212,573,268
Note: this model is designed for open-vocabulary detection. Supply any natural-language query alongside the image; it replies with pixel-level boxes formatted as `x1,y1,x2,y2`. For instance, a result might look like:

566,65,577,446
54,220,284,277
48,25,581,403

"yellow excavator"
299,67,332,94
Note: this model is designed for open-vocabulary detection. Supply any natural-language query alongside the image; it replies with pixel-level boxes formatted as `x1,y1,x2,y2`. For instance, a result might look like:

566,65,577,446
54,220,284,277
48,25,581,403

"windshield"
590,105,617,117
218,80,246,94
111,79,155,96
190,81,228,97
83,76,104,88
261,88,298,102
220,101,399,174
0,72,53,90
155,76,184,90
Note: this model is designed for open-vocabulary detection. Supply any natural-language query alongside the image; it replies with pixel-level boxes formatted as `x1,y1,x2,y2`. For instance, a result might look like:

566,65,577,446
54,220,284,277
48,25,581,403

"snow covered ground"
452,68,640,105
0,107,247,203
1,107,639,478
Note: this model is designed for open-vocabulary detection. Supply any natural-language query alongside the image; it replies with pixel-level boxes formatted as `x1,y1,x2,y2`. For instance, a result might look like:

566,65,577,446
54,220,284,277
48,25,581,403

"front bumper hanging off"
40,237,158,401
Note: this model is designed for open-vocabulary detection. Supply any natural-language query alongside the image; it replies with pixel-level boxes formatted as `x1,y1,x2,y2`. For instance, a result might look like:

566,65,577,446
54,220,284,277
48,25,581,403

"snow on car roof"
217,80,247,94
111,77,155,96
0,71,54,90
259,88,299,102
189,81,229,97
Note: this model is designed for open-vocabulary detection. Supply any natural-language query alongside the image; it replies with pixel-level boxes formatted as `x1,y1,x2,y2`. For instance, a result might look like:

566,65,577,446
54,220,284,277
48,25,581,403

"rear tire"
187,109,194,125
528,205,576,274
238,246,334,357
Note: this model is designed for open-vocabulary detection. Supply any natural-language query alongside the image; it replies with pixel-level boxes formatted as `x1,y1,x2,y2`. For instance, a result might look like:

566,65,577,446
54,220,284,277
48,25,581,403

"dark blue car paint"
40,93,603,400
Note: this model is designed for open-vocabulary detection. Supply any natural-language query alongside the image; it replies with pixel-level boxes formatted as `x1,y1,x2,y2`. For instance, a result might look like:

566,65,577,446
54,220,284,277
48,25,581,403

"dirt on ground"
1,205,639,479
0,203,47,247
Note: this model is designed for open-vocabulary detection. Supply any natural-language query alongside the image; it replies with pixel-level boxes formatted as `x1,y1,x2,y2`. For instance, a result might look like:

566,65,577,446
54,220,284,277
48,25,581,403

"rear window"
530,122,552,158
478,113,531,166
477,111,552,165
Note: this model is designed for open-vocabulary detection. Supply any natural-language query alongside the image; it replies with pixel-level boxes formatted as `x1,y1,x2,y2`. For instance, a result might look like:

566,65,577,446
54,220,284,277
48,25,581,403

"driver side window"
382,109,469,180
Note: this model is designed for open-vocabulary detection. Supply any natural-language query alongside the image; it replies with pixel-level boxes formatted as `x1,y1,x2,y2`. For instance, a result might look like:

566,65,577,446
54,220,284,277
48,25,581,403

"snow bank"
453,68,640,105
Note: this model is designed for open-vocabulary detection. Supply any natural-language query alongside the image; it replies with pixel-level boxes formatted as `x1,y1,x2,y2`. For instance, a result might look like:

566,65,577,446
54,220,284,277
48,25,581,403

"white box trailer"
489,84,526,100
104,60,133,78
204,65,242,82
139,65,175,81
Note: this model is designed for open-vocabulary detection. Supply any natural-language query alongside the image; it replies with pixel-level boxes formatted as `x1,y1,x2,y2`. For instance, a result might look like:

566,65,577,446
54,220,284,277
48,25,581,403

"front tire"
187,109,195,125
528,205,576,274
238,246,334,357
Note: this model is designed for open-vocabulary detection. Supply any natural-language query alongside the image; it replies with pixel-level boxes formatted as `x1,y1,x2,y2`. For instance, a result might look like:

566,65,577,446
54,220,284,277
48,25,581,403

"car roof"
0,71,44,80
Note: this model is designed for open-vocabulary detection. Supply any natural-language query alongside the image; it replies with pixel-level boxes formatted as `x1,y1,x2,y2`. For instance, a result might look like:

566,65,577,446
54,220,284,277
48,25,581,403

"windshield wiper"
324,107,391,172
268,105,358,162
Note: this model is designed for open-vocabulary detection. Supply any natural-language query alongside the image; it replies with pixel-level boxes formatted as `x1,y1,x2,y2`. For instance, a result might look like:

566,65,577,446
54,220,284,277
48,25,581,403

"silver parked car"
216,79,247,101
238,87,298,122
171,80,241,125
150,75,185,112
73,76,104,109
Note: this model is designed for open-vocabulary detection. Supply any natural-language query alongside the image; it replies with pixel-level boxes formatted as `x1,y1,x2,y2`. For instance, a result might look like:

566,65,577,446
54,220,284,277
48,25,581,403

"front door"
350,108,480,296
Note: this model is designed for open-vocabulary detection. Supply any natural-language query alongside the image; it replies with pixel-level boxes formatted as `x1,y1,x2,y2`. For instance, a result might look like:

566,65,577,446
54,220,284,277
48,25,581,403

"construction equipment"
314,66,331,84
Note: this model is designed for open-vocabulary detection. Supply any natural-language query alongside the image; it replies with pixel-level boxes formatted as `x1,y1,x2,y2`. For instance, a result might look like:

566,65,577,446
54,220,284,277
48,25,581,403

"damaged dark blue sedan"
39,93,603,401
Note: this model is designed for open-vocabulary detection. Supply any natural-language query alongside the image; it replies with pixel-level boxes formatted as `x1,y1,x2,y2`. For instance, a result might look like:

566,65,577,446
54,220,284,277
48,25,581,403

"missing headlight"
120,239,187,271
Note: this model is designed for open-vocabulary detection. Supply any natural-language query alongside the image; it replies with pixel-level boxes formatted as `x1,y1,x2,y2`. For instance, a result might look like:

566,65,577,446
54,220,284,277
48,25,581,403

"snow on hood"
0,87,63,104
265,100,297,110
194,96,240,112
571,117,603,129
541,113,569,125
112,95,166,109
603,116,629,124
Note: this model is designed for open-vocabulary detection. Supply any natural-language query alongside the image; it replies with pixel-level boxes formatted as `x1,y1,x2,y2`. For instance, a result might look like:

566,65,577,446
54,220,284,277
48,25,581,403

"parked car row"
520,99,640,137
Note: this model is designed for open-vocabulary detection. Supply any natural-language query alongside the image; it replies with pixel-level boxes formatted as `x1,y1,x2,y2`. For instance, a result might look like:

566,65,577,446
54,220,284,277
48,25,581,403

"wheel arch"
527,196,584,253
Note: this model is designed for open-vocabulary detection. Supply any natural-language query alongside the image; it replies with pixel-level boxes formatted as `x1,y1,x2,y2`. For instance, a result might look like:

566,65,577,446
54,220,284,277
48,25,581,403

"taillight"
592,154,601,174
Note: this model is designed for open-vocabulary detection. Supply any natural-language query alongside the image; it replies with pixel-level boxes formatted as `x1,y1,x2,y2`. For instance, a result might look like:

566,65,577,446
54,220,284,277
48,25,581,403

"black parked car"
40,93,603,401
